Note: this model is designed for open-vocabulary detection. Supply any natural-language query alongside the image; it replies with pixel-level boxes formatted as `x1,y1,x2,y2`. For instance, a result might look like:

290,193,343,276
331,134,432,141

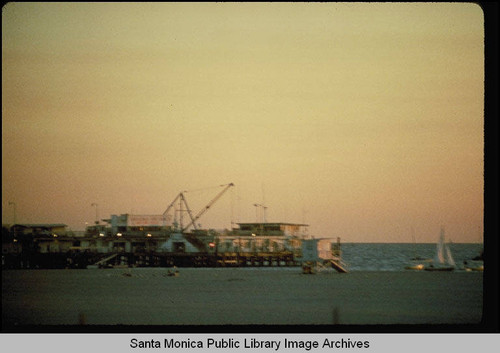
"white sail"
434,229,446,265
425,228,455,271
444,244,455,267
433,228,455,268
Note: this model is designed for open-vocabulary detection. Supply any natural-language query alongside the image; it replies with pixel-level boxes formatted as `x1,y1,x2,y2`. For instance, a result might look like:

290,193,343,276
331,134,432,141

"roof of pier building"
232,222,309,237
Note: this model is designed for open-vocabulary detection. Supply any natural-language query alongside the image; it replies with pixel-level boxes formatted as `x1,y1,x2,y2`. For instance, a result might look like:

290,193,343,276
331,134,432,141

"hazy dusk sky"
2,3,484,242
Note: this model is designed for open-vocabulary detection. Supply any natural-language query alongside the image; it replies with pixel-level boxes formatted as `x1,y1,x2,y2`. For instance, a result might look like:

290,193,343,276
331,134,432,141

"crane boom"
162,193,181,217
181,183,234,232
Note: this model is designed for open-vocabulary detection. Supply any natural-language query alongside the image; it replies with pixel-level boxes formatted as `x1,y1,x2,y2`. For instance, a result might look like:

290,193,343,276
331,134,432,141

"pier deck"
2,251,302,269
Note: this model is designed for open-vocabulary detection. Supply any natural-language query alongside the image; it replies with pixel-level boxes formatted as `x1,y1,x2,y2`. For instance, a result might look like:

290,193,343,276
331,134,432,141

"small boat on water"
404,228,432,270
405,262,425,271
464,249,484,271
424,228,455,272
464,262,484,272
167,266,180,277
405,256,434,270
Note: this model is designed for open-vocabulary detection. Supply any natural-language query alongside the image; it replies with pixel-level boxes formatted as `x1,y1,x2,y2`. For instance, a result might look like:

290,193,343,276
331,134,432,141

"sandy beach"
2,268,483,327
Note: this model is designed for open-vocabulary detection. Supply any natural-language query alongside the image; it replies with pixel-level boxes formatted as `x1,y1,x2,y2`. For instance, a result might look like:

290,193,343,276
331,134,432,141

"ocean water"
340,243,482,272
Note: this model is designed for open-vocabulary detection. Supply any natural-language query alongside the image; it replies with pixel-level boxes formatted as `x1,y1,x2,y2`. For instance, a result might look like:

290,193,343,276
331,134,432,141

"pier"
2,220,343,270
1,250,300,269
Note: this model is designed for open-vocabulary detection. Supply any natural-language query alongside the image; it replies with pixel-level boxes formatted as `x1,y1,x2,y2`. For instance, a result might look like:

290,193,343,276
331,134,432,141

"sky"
2,3,484,242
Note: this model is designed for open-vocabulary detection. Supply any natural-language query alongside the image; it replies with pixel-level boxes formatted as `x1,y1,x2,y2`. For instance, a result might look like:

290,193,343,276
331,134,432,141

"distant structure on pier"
2,183,344,270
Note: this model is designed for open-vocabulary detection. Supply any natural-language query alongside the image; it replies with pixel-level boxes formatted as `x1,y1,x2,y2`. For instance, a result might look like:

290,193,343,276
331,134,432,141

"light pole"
254,203,267,236
254,204,260,222
253,203,267,223
91,203,99,225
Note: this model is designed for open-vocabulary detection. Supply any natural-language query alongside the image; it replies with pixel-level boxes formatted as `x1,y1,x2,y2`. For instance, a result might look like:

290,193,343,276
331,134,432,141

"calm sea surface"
340,242,483,271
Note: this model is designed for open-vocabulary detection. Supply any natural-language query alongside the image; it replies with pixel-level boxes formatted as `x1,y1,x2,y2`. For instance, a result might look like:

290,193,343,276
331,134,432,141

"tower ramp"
330,259,348,273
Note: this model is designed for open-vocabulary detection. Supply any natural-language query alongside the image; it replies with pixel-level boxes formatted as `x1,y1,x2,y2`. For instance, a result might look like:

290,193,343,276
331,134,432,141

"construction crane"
162,192,197,231
181,183,234,233
163,183,234,233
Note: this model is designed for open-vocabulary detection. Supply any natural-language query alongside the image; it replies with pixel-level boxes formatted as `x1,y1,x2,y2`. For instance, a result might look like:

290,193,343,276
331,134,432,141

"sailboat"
424,228,455,271
404,228,431,270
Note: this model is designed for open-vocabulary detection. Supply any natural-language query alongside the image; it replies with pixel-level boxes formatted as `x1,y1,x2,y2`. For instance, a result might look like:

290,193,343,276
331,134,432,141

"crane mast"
163,183,234,233
162,193,198,231
181,183,234,233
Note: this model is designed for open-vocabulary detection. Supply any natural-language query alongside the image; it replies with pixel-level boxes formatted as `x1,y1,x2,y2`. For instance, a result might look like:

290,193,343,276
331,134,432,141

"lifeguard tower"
301,237,348,274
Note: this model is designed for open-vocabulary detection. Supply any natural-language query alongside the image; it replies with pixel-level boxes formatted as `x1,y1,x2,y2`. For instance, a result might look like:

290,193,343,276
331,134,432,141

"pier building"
217,222,307,254
2,215,344,271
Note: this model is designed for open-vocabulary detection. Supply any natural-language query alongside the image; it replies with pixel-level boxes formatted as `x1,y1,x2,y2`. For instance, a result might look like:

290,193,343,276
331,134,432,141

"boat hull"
424,266,454,272
405,264,424,270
